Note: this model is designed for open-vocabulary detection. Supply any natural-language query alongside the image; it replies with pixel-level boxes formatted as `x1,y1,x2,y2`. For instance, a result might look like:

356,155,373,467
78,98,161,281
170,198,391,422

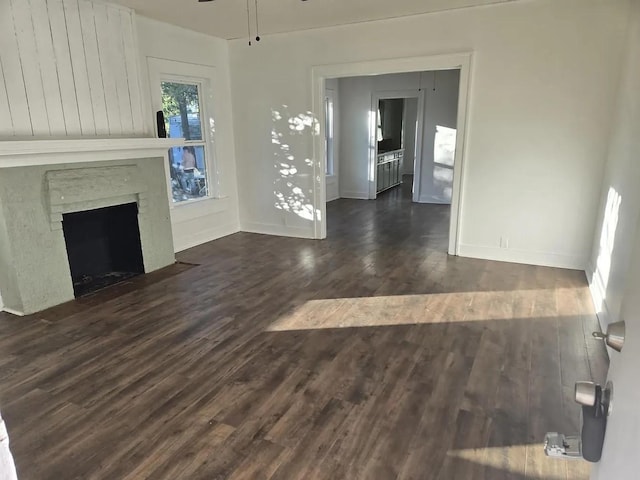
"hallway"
0,182,607,479
328,177,450,253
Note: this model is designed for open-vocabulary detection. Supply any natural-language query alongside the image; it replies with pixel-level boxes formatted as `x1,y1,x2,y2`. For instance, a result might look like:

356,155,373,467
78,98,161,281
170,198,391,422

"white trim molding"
340,191,370,200
174,221,239,252
458,244,587,271
0,138,184,168
240,221,314,239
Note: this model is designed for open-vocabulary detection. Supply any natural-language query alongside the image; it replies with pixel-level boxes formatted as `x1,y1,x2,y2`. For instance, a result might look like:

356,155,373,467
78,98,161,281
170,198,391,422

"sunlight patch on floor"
267,288,593,332
446,444,590,480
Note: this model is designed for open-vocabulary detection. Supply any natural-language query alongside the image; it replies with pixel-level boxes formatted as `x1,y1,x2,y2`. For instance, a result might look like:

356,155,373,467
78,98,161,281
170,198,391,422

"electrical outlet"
500,237,509,249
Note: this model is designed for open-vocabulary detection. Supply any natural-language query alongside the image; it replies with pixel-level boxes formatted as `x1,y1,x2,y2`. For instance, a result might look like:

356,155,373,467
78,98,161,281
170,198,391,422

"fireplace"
0,142,179,315
62,203,145,297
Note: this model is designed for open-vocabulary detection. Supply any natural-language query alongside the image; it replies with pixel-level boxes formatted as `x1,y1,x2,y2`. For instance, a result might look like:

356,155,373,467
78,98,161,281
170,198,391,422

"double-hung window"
160,79,212,203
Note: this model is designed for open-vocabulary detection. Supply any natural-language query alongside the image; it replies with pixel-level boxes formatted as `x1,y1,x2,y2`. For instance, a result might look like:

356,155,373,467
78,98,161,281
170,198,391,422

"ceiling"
106,0,517,40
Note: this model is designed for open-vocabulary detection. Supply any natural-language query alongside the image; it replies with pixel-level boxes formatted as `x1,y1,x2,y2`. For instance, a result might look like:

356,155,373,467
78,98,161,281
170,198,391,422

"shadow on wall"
271,106,319,224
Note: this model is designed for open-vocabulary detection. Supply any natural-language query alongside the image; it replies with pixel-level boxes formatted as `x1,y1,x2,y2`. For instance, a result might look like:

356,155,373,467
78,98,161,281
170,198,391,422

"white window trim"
146,58,222,208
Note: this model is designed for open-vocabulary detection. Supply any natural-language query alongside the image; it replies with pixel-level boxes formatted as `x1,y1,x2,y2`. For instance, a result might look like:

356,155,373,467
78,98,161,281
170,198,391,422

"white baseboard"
340,191,369,200
326,194,340,202
417,195,451,205
174,222,240,252
458,244,587,270
1,307,24,317
240,221,314,239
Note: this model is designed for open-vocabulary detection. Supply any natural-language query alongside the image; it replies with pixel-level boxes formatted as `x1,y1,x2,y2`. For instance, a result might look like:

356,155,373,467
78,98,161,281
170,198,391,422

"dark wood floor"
0,182,607,479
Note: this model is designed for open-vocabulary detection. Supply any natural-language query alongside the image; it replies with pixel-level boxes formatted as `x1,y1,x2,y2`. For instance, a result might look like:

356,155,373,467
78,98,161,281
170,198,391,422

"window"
433,125,457,199
325,93,335,176
161,81,211,203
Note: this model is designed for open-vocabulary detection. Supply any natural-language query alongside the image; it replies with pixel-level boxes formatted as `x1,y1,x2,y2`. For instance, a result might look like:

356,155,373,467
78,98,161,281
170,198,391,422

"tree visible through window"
161,81,209,203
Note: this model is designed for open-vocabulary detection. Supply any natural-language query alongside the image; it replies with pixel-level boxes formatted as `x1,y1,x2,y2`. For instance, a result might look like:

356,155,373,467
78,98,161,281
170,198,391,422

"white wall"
418,69,460,204
338,72,422,199
325,78,340,202
0,0,145,138
136,17,240,251
589,1,640,478
587,1,640,329
0,3,240,253
230,0,628,269
337,75,373,200
403,98,418,176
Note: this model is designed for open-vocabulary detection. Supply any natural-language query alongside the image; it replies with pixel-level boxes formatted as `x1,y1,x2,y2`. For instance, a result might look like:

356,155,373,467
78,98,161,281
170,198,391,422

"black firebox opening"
62,203,145,297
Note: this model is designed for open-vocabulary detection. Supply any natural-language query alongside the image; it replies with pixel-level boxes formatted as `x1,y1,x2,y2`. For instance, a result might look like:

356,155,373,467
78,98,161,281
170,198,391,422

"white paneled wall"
0,0,145,138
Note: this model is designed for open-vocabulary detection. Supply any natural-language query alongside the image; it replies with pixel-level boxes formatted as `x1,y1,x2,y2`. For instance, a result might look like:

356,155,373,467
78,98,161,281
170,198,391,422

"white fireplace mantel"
0,138,185,168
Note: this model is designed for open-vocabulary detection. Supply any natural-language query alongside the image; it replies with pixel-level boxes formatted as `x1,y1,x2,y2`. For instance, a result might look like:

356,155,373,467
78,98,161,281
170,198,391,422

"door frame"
370,89,425,201
312,52,472,256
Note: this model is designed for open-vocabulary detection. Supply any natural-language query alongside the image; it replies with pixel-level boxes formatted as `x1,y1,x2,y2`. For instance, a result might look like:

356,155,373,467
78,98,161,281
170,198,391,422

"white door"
594,226,640,478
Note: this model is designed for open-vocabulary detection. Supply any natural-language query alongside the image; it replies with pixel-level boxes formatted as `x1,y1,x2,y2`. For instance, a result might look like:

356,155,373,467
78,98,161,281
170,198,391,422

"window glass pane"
434,125,457,167
161,82,203,141
325,97,334,175
168,145,208,203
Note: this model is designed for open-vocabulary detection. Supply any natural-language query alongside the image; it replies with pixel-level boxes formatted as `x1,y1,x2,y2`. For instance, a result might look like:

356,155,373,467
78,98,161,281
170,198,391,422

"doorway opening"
376,98,406,196
313,54,470,255
319,67,462,253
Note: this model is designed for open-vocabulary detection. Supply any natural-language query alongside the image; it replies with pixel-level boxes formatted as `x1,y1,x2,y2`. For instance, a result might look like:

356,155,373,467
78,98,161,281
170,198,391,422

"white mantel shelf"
0,138,184,168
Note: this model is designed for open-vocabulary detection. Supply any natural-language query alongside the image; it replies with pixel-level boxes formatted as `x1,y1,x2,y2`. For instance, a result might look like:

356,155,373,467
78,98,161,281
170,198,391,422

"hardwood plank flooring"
0,182,608,479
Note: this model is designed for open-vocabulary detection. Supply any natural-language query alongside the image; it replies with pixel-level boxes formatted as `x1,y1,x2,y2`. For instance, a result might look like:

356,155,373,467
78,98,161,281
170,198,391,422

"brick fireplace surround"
0,138,181,315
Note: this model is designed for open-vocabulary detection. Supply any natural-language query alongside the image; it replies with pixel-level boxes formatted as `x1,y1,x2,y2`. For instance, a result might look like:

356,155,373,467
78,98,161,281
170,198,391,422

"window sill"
172,195,221,208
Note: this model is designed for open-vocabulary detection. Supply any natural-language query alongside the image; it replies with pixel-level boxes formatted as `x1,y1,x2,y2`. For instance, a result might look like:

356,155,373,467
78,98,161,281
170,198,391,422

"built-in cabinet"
376,149,404,194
